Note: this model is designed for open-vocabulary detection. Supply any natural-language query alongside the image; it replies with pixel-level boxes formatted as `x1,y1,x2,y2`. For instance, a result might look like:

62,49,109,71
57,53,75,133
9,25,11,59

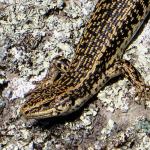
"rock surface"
0,0,150,149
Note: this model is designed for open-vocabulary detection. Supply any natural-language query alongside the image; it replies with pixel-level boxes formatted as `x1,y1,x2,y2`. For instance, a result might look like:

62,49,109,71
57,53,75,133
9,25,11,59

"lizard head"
20,93,72,119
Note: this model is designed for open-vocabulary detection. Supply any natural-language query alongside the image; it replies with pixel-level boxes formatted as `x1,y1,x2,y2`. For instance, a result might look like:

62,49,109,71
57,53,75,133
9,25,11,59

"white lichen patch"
101,119,117,140
79,104,98,128
2,77,35,100
65,104,98,131
98,79,130,113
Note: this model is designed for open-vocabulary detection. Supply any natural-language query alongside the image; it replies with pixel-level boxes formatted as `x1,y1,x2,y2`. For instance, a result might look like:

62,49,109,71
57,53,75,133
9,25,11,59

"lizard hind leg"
118,59,150,106
110,59,150,106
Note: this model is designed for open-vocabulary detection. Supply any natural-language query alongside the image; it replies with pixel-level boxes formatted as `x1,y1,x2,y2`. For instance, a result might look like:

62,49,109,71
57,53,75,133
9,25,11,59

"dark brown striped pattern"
20,0,150,119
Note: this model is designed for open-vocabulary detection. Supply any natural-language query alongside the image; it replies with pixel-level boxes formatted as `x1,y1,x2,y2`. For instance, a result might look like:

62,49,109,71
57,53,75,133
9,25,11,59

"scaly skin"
20,0,150,119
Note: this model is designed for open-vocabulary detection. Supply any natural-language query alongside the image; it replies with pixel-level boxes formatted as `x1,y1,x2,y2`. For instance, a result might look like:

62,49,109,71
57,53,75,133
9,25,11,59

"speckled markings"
20,0,150,119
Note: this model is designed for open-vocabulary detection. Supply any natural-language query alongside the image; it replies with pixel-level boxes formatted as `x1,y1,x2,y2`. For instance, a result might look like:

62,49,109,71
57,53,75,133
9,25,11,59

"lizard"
20,0,150,119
